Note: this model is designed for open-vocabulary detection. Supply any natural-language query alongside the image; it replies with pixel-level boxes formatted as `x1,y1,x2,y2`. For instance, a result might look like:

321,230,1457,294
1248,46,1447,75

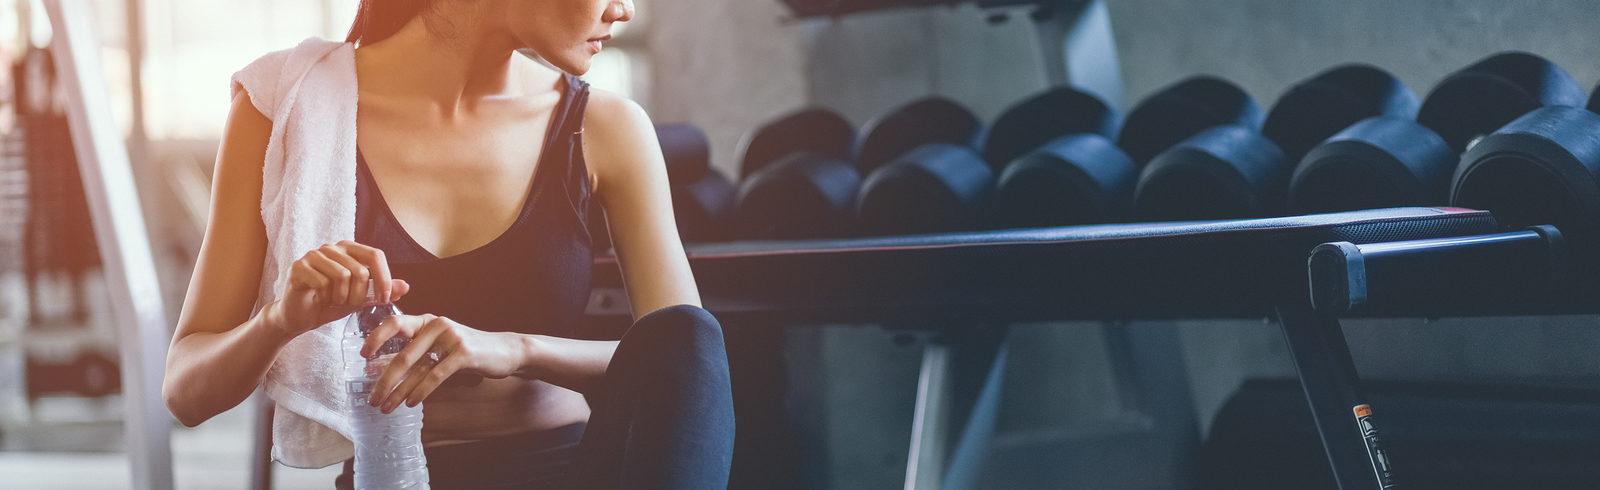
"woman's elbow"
162,369,214,427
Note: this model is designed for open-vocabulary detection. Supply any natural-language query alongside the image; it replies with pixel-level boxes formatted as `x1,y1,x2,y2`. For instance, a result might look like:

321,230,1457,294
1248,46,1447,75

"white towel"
230,36,362,469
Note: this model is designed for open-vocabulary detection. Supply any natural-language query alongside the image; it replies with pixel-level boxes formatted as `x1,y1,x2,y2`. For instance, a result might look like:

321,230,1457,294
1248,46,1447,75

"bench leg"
1275,304,1395,490
904,327,1008,490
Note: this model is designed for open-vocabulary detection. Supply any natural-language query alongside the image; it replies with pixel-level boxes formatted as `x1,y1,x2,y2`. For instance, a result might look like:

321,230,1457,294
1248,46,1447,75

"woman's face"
501,0,634,75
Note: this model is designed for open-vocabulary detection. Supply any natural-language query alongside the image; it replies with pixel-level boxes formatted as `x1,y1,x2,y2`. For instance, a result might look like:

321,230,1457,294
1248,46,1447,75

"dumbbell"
857,144,993,235
855,98,994,236
1125,77,1290,221
736,107,856,180
1263,64,1418,164
1453,105,1600,243
1118,75,1262,166
1448,105,1600,304
1134,124,1289,221
857,97,984,174
1420,51,1585,154
985,87,1135,229
1289,53,1583,213
732,107,861,240
587,123,736,250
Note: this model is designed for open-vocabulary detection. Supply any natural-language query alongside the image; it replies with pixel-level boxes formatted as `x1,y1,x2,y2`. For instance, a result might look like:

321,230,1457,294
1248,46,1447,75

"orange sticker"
1353,404,1372,417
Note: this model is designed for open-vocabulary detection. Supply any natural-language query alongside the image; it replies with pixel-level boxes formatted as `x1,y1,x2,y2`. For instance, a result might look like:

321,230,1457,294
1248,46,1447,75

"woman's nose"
606,0,635,23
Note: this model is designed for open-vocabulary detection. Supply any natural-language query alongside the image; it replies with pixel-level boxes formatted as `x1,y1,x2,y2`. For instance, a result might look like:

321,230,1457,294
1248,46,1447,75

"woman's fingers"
381,336,461,411
401,353,465,410
369,318,450,406
340,241,394,304
288,260,329,292
303,251,351,306
389,279,411,302
319,245,370,307
361,313,433,359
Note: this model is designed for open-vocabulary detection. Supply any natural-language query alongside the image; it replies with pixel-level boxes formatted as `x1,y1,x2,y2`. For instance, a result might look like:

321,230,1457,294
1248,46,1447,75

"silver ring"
424,350,442,364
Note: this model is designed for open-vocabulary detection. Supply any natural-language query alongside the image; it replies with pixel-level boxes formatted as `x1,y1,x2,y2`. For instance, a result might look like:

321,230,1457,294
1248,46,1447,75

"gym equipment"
670,172,738,244
1262,64,1418,164
856,144,995,236
38,0,173,487
730,106,869,241
736,107,856,180
982,86,1131,228
1201,378,1600,490
1589,82,1600,114
1289,53,1578,214
991,134,1136,228
1287,116,1455,214
1118,76,1262,166
982,86,1119,172
660,125,738,244
658,123,715,185
1417,51,1584,154
1133,125,1289,221
1294,99,1600,490
856,97,984,175
1451,106,1600,244
585,206,1496,489
733,152,861,240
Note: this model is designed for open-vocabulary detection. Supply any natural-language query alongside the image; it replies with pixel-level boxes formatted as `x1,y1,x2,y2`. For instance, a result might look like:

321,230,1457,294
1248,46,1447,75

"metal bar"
905,340,951,490
1309,226,1565,315
250,392,274,490
42,1,173,489
940,328,1008,490
1276,304,1393,490
1031,0,1125,110
1105,321,1200,487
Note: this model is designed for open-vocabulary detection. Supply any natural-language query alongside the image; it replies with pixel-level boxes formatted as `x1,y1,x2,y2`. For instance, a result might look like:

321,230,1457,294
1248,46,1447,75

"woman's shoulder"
231,37,350,118
580,87,661,196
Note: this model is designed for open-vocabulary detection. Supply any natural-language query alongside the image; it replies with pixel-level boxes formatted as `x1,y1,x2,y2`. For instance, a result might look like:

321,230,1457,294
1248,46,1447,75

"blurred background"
6,0,1600,488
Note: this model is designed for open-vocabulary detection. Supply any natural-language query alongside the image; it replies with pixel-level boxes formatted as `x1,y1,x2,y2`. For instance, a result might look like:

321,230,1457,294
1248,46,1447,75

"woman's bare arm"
515,89,701,393
161,91,294,427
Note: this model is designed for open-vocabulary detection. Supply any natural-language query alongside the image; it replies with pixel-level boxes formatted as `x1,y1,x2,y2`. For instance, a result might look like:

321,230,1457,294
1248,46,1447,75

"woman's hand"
362,313,525,412
266,240,410,339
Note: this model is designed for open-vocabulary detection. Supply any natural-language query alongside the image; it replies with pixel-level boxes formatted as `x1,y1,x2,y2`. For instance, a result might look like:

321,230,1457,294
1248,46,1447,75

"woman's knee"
625,304,725,351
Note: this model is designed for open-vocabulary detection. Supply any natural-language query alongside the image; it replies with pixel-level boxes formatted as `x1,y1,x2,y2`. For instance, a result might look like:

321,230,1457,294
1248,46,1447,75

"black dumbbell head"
737,108,856,180
982,86,1118,172
672,171,738,243
734,153,862,240
857,97,984,175
1134,125,1289,221
1288,116,1455,214
1119,76,1263,166
1452,106,1600,237
992,134,1137,229
1590,81,1600,114
857,144,995,236
656,123,713,185
1418,51,1584,154
1263,64,1418,163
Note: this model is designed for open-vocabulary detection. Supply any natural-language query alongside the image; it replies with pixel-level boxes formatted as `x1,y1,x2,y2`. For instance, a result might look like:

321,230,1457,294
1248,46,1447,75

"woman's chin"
550,53,592,76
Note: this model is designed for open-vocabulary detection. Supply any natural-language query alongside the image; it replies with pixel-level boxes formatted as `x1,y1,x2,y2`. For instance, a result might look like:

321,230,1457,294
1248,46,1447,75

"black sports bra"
354,73,593,336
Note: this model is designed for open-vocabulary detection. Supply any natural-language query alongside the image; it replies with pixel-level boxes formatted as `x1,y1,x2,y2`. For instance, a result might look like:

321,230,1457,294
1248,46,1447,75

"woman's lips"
588,40,603,53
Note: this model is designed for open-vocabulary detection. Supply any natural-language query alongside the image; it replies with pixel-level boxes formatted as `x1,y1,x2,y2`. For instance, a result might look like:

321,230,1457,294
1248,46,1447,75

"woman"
159,0,735,488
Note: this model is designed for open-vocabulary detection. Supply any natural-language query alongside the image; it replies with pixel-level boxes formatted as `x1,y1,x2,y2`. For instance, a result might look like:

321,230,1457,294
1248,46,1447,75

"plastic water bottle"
342,289,429,489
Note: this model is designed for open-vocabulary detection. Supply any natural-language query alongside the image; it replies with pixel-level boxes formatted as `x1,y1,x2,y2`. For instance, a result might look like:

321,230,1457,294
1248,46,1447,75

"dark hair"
346,0,435,45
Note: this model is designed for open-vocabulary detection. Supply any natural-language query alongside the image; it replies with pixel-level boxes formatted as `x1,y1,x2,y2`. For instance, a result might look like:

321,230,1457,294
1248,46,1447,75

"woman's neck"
353,5,555,120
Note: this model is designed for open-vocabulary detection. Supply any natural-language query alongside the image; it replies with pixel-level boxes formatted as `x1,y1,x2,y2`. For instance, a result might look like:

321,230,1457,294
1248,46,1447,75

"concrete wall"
643,0,811,176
